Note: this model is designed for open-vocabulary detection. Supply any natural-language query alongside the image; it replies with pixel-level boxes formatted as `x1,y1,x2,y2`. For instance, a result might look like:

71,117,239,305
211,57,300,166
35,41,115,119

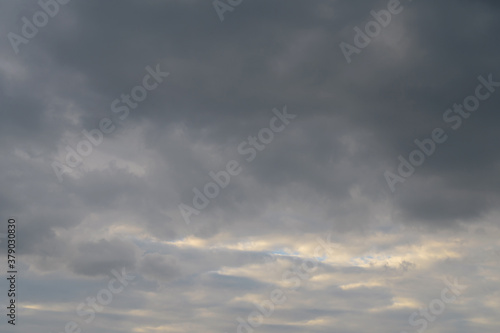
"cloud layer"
1,0,499,332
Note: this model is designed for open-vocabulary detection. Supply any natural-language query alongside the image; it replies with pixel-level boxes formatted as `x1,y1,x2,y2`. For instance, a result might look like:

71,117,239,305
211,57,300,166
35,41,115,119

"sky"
1,0,500,332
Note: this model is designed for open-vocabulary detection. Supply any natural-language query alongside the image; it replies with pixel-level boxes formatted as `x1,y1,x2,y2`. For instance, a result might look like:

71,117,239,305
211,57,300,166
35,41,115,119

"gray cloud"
1,0,500,332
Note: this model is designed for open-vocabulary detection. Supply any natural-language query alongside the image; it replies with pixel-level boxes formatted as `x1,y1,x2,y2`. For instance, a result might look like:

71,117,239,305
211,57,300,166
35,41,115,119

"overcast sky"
1,0,500,332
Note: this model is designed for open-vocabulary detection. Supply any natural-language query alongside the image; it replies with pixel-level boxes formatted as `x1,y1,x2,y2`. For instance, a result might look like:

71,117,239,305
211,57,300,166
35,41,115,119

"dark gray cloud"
1,0,500,332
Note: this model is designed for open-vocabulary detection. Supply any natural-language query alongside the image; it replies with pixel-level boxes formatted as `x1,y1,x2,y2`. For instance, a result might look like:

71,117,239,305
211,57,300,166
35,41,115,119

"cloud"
1,0,499,332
